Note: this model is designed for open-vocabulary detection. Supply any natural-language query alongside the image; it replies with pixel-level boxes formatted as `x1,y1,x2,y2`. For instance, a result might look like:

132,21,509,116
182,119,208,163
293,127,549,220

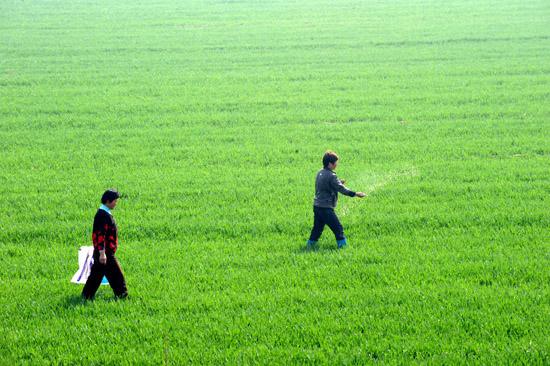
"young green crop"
0,0,548,364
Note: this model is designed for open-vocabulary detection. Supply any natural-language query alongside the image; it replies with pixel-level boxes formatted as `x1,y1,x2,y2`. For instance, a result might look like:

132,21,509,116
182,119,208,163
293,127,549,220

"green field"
1,0,549,364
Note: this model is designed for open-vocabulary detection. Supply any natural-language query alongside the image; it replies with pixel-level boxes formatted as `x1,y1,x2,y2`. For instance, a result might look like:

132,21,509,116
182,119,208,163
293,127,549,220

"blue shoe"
337,239,347,249
306,240,318,250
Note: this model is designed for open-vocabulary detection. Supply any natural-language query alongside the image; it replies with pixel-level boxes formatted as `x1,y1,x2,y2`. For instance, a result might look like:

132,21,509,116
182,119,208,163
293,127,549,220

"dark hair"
323,151,339,168
101,189,120,204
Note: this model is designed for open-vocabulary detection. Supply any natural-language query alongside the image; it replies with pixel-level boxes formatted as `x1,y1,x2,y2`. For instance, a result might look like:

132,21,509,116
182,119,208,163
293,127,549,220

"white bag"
71,246,109,285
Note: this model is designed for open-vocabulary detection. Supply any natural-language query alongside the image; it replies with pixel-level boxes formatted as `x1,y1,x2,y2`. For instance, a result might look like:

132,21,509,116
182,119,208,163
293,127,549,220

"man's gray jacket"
313,168,356,208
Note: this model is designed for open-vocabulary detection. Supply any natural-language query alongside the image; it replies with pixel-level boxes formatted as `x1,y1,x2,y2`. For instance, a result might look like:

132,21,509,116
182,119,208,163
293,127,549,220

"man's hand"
356,192,366,198
99,250,107,265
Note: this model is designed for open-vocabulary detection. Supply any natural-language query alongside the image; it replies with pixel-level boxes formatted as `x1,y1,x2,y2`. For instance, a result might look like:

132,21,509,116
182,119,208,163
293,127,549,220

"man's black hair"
101,189,120,204
323,151,339,168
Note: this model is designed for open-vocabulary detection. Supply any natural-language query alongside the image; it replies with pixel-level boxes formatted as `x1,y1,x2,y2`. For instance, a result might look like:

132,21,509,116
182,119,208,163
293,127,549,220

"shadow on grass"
295,245,384,264
296,245,340,254
62,294,87,308
62,292,126,308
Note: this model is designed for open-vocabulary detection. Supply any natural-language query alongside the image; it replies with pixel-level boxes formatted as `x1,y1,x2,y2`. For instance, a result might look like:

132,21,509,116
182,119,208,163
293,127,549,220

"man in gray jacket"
307,151,365,249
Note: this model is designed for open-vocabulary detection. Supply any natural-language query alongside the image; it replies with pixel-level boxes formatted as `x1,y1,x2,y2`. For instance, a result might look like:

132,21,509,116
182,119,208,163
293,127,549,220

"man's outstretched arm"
331,174,366,198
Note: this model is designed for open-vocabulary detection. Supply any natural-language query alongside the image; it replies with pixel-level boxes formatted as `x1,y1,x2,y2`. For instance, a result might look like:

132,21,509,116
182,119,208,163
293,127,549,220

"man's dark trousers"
309,206,345,242
82,250,128,299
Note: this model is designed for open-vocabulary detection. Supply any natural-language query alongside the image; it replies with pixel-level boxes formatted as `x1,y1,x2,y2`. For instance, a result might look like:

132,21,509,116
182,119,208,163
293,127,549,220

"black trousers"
309,206,345,241
82,250,128,299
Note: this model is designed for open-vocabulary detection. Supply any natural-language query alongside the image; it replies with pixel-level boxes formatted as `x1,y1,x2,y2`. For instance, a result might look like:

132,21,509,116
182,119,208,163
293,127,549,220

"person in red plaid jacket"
82,189,128,300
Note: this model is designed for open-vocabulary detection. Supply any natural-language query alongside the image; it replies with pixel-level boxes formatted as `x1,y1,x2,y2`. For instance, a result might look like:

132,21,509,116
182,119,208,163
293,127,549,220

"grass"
0,0,549,364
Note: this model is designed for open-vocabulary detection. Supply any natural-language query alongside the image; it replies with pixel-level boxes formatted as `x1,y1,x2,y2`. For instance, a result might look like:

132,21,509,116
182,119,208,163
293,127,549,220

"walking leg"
105,255,128,299
325,209,347,248
307,208,325,249
82,258,105,300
